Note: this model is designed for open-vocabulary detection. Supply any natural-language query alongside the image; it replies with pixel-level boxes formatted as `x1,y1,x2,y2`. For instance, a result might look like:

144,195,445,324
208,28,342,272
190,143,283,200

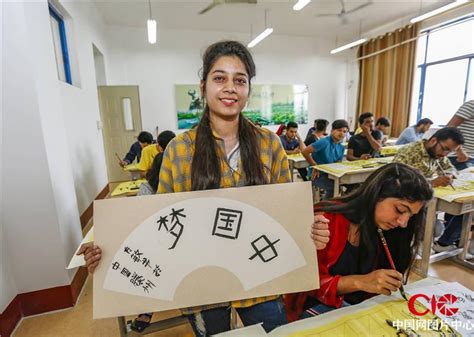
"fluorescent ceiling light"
248,28,273,48
293,0,311,11
330,38,367,54
410,0,469,24
147,19,156,44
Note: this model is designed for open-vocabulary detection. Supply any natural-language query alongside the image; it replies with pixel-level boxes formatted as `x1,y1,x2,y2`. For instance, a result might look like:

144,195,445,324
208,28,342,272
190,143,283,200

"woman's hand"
359,269,403,296
311,214,330,250
311,169,320,181
77,242,102,274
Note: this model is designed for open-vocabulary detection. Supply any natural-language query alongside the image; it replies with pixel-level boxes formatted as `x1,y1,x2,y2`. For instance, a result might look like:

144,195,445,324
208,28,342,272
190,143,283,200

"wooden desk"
416,179,474,277
287,153,309,182
314,157,393,197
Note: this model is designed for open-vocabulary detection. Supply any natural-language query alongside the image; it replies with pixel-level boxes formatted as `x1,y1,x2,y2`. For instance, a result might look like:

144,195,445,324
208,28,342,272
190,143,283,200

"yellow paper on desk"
434,173,474,202
287,154,305,161
111,179,146,197
380,145,405,156
286,299,460,337
123,163,140,171
315,157,392,176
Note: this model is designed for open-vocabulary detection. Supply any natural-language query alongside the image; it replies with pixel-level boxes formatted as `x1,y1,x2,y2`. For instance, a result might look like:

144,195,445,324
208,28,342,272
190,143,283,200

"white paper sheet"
66,226,94,269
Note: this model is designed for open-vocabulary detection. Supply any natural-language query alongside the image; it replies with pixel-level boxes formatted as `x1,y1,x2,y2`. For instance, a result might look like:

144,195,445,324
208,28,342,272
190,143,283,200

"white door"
98,86,142,182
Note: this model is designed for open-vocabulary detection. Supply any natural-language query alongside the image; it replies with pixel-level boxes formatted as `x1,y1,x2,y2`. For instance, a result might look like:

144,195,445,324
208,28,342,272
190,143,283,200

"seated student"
302,120,349,199
280,121,308,181
347,112,382,161
138,130,176,196
396,118,433,145
285,163,433,321
130,130,176,332
119,131,154,167
374,117,390,145
304,119,329,146
137,141,161,178
393,127,465,252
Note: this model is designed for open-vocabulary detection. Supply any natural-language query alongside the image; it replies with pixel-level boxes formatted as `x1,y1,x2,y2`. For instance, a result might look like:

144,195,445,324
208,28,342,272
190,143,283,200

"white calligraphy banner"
93,182,318,319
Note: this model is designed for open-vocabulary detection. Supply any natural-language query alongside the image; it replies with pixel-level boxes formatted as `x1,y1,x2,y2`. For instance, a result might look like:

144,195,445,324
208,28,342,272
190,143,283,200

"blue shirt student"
311,136,345,165
122,131,154,165
395,119,433,145
280,135,299,151
396,126,423,145
123,141,143,165
304,119,349,200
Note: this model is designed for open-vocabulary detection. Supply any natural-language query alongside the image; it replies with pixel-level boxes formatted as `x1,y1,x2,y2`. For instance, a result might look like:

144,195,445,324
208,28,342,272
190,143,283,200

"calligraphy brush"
377,228,408,301
436,161,456,191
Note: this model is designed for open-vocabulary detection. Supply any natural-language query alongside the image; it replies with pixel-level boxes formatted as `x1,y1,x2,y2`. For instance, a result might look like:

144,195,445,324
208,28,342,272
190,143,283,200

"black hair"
416,118,433,127
358,112,374,125
138,131,153,144
157,130,176,149
332,119,349,130
316,163,433,281
376,117,391,127
287,121,298,129
430,127,465,145
315,119,329,132
192,40,266,190
147,131,176,192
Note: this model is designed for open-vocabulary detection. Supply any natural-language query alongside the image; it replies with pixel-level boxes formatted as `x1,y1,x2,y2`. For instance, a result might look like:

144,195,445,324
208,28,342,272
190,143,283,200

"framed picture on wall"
175,84,309,129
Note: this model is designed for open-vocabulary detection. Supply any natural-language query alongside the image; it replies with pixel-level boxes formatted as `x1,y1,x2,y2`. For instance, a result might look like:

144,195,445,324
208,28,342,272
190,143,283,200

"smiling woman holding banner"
285,163,433,322
80,40,331,336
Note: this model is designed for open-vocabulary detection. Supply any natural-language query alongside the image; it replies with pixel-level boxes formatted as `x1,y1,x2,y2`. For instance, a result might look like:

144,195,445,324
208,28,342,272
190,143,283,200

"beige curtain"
357,23,420,137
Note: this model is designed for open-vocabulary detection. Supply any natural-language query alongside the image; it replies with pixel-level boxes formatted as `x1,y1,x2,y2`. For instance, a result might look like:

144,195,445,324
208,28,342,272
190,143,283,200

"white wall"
57,1,110,214
0,0,18,313
1,0,111,312
105,27,348,136
3,1,70,309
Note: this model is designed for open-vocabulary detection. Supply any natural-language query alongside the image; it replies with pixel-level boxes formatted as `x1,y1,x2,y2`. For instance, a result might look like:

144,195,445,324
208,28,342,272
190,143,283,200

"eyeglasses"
436,141,458,154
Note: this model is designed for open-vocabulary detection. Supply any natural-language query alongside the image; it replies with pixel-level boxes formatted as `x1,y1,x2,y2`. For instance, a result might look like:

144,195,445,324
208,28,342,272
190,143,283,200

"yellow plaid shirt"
158,127,291,314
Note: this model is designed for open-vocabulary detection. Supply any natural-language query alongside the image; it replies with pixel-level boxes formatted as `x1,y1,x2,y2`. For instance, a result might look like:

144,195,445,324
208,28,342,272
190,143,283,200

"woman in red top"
285,163,433,321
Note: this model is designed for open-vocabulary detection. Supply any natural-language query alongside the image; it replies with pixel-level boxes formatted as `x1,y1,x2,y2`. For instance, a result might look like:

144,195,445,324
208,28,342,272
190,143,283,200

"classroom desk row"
416,171,474,276
314,156,394,196
286,144,405,182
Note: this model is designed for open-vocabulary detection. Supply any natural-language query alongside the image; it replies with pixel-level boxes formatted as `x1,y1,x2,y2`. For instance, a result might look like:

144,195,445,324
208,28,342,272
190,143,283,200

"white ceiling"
94,0,452,42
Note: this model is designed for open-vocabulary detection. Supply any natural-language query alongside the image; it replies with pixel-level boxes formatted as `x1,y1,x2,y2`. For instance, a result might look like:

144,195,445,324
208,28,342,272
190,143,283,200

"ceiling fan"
199,0,257,15
314,0,372,24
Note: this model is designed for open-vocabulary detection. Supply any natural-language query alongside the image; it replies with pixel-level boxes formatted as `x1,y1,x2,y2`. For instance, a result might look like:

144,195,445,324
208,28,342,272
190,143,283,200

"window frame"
48,4,72,85
415,15,474,124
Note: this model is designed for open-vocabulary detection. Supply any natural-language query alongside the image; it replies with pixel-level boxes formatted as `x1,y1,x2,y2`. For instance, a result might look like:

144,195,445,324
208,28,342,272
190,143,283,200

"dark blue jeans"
314,173,334,200
186,297,287,336
437,213,473,246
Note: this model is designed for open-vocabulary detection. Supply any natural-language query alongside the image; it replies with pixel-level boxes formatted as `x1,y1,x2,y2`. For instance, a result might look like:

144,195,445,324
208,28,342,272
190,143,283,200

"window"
49,4,72,84
412,16,474,125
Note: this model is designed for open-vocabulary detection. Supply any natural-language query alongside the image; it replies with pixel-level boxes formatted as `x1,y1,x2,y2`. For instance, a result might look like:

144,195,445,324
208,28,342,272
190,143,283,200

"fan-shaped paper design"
103,197,306,300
